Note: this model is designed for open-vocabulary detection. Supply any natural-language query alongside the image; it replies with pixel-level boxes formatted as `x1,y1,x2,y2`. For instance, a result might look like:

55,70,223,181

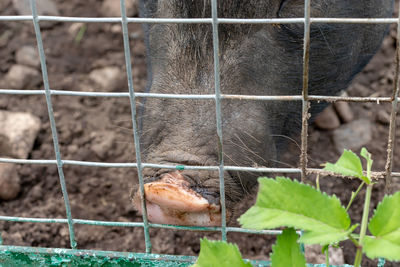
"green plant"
192,148,400,267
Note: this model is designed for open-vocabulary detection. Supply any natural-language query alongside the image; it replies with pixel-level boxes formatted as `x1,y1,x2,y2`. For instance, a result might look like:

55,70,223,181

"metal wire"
211,0,227,242
300,0,311,182
0,15,397,24
119,0,152,253
28,0,77,249
0,88,397,102
384,2,400,194
0,1,398,266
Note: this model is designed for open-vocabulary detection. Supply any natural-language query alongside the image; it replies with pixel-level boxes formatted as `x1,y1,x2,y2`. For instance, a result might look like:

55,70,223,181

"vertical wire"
300,0,312,183
210,0,227,241
384,2,400,195
29,0,76,248
119,0,152,253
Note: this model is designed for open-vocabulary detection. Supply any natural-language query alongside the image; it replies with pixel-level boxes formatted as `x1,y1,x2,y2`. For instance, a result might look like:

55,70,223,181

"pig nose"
133,171,223,226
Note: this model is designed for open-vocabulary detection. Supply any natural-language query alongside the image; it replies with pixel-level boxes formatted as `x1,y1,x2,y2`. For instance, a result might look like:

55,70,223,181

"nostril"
190,186,220,205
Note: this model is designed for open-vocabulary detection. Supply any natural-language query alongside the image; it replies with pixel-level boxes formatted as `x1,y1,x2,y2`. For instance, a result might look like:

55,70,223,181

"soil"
0,1,399,266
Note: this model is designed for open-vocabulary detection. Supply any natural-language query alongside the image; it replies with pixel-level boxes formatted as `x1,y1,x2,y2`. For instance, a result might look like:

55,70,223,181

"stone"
0,111,41,159
333,119,372,153
89,66,122,91
100,0,138,17
0,0,11,11
305,244,344,265
15,45,40,68
0,162,21,200
90,131,116,159
2,64,41,89
12,0,60,28
314,105,341,130
0,30,13,48
376,109,391,125
333,101,354,123
12,0,59,16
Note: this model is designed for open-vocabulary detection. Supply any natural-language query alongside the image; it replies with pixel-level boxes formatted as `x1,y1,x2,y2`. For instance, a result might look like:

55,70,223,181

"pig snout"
133,171,226,226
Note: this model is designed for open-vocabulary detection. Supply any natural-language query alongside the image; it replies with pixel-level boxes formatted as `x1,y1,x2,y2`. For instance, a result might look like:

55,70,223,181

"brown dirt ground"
0,1,399,266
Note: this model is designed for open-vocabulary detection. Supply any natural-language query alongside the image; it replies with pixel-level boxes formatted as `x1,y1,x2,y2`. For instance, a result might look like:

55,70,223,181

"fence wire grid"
0,0,399,266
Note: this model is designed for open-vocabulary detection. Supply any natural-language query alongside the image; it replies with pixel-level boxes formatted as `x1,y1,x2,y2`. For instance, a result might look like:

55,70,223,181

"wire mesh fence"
0,0,399,266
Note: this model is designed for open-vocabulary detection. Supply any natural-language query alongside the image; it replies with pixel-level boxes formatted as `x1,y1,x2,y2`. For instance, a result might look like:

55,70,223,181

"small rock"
0,0,11,11
13,0,59,15
333,101,354,123
12,0,60,28
314,105,340,130
89,66,122,91
305,244,344,265
333,119,372,153
29,183,43,201
110,24,122,33
0,162,21,200
67,144,79,155
2,64,41,89
0,30,13,48
15,45,40,68
91,131,116,159
376,109,391,125
0,111,41,159
350,82,371,97
100,0,138,17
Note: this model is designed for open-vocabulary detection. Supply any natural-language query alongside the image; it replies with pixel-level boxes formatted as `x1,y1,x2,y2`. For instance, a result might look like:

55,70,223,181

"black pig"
133,0,394,226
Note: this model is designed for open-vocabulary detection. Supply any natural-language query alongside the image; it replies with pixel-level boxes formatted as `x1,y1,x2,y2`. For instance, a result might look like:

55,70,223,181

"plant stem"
348,235,360,247
346,182,365,212
353,184,373,267
325,246,330,267
316,174,320,191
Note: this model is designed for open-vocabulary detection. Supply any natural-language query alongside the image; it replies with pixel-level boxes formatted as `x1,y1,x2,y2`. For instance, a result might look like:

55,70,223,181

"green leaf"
360,147,373,180
192,238,253,267
270,228,306,267
363,236,400,261
239,177,351,245
363,192,400,261
323,150,370,184
300,224,358,244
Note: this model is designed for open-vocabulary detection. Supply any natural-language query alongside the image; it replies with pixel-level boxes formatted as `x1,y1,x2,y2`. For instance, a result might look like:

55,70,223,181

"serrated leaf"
323,150,370,184
192,238,253,267
270,228,306,267
363,236,400,261
300,224,358,245
363,192,400,261
239,177,351,245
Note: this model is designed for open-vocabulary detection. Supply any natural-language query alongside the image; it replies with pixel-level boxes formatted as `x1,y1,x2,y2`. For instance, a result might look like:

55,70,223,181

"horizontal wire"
0,15,397,24
0,89,394,102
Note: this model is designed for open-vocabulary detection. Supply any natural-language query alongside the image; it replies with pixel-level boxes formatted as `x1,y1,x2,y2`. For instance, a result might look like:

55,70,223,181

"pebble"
90,131,116,159
314,105,340,130
100,0,138,17
2,64,41,89
350,83,371,97
333,101,354,123
12,0,60,28
0,111,41,159
0,162,21,200
89,66,122,91
305,244,344,265
0,30,13,48
15,45,40,68
0,0,11,11
332,119,372,153
376,109,391,125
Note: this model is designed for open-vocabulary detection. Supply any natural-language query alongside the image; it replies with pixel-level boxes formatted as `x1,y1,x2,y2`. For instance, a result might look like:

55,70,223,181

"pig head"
133,0,394,226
